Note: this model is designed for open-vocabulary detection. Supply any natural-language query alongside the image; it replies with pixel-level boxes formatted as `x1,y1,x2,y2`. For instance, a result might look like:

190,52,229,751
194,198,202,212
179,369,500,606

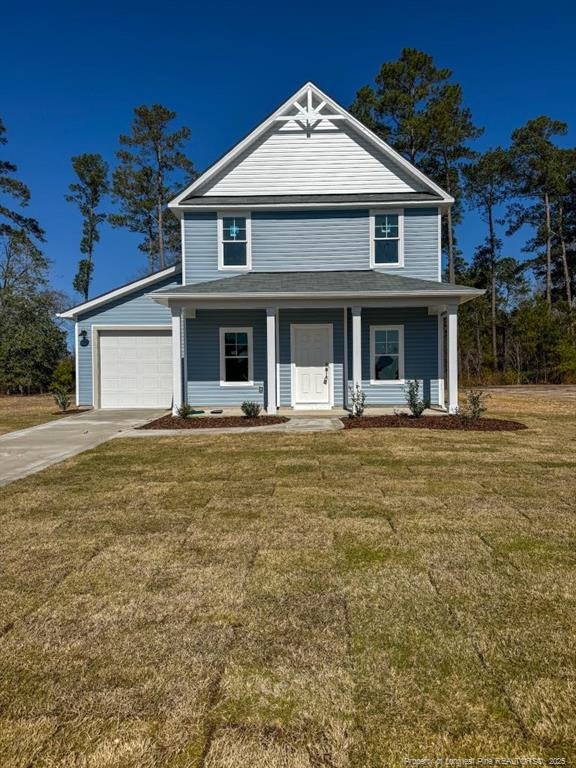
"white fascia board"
169,82,454,208
177,200,448,211
57,265,180,319
151,287,484,305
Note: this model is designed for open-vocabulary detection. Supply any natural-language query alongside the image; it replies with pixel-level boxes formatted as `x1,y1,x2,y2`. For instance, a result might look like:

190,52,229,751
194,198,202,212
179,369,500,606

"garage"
98,329,173,409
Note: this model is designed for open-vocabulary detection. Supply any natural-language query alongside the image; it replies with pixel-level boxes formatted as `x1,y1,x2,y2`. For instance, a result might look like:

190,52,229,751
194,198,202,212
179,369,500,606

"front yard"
0,391,574,766
0,394,74,436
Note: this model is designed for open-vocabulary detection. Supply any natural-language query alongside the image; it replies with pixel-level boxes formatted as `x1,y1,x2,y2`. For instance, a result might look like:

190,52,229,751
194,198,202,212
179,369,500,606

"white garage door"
99,329,172,409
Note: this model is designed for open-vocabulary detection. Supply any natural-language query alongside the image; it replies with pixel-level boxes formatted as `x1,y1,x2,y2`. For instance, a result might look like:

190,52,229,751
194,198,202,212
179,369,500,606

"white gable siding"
198,122,424,196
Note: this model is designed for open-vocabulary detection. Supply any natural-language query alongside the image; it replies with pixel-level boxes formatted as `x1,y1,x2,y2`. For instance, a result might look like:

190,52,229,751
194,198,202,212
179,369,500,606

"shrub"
349,384,367,417
52,386,71,412
177,403,196,419
241,401,262,418
405,379,430,418
51,356,75,393
462,389,490,420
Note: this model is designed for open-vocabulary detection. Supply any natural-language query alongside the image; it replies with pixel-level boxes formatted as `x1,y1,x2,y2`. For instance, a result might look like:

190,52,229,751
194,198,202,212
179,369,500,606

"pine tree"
351,49,482,281
0,117,45,252
65,153,109,300
463,148,512,368
109,105,195,272
507,116,568,306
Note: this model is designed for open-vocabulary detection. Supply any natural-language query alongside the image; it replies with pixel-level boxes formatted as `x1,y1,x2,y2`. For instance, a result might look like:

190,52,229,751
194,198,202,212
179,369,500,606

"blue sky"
2,0,575,302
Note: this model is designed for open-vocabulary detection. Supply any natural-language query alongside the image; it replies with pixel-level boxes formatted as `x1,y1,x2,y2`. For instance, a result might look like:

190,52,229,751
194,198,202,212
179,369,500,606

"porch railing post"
266,307,278,414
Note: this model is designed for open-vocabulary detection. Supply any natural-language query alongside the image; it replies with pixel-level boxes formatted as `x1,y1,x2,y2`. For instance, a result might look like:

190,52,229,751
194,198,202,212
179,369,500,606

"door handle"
323,363,329,385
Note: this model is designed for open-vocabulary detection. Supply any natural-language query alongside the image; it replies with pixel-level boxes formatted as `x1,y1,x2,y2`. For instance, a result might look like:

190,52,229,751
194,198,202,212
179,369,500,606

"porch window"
219,327,253,385
370,325,404,382
370,210,404,267
218,213,251,269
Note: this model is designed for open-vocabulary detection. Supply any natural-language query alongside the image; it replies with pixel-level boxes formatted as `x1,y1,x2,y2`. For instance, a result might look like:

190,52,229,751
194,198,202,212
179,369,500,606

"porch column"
446,304,458,414
266,307,278,414
351,306,362,390
437,312,445,409
171,306,183,415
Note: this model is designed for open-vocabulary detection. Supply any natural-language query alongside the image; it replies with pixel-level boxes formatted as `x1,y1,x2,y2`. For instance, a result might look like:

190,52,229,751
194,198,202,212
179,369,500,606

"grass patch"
0,391,574,765
0,393,79,435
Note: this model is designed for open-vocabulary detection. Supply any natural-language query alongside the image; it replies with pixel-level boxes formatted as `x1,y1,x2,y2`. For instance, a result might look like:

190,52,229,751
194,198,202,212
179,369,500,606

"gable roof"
152,270,482,304
57,264,181,320
169,82,454,208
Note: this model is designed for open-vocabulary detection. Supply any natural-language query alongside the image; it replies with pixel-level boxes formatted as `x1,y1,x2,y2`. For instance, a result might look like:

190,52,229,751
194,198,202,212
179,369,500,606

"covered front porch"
151,271,482,416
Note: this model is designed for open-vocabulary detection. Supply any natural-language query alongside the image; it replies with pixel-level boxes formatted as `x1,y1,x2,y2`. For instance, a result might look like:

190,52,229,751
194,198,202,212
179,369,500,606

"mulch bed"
51,409,90,416
139,415,289,430
341,415,527,431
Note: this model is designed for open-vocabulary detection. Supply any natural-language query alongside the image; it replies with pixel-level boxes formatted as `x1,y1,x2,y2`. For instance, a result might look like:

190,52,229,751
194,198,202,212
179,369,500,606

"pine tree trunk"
488,206,498,371
158,196,165,271
558,202,572,308
544,192,552,306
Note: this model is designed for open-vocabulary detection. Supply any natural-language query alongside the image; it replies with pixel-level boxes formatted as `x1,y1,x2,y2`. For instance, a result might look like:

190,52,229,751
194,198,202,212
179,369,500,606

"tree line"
351,48,575,383
1,48,574,394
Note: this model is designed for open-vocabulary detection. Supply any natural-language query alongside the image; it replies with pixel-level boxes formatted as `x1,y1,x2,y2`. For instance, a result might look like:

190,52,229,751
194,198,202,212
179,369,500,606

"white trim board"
58,265,180,320
169,82,454,207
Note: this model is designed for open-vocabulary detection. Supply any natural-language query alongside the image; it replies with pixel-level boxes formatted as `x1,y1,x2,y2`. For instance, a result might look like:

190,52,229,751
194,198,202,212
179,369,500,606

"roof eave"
57,265,180,320
151,288,484,305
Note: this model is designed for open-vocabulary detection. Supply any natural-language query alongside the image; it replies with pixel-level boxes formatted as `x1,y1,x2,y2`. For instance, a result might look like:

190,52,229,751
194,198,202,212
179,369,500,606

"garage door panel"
99,330,172,408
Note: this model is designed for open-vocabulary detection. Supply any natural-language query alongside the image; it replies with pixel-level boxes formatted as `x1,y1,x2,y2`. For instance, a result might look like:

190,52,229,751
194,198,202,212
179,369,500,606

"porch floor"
188,406,447,419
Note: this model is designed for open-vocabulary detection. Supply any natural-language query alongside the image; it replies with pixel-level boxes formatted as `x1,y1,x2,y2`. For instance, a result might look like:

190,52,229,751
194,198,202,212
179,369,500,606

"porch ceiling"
151,270,483,305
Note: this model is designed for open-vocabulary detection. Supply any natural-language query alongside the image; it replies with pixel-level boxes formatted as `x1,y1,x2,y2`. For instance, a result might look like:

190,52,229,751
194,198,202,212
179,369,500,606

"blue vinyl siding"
186,309,267,406
76,275,178,406
347,307,440,405
278,308,345,406
184,208,440,283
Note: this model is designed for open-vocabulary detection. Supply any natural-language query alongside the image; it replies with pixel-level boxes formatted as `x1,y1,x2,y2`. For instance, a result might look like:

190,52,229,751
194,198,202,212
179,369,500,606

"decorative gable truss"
170,82,454,206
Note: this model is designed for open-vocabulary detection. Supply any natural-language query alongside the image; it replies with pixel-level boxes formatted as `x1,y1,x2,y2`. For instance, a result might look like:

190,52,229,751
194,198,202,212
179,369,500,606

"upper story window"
370,210,404,268
218,212,251,270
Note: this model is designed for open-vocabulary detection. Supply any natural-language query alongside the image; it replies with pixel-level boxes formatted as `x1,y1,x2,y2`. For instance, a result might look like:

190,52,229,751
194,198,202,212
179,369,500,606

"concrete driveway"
0,409,165,487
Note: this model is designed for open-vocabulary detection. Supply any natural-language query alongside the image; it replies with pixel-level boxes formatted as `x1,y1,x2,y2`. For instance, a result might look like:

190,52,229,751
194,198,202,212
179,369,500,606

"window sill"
218,265,251,272
219,381,255,387
371,262,404,269
369,379,406,386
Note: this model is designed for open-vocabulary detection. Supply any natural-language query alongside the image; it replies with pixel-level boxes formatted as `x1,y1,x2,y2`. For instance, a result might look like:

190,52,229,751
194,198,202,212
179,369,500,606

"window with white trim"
370,210,403,267
218,213,251,269
370,325,404,382
219,327,253,385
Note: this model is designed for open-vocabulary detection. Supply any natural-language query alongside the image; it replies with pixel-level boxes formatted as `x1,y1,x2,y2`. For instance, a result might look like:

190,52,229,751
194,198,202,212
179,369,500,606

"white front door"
292,324,332,408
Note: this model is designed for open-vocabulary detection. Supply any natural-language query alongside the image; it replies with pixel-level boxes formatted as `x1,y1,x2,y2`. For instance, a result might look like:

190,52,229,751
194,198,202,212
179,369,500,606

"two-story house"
60,83,482,414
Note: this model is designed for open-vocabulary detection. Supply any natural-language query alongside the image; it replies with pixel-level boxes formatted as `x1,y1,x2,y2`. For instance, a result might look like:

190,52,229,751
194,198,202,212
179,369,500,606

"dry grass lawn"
0,390,574,767
0,394,74,436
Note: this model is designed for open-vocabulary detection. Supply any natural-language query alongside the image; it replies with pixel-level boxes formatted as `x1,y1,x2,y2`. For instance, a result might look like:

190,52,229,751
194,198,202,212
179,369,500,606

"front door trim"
290,323,334,409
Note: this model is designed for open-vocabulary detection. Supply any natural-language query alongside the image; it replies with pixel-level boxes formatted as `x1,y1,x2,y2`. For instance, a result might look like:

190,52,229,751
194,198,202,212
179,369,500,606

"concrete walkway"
0,409,164,487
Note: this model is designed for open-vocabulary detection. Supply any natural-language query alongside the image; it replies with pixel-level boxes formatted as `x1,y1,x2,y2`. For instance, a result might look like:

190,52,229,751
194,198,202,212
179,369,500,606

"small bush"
349,384,367,417
52,386,71,412
51,357,75,393
241,401,262,418
177,403,196,419
405,379,430,418
462,389,490,420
